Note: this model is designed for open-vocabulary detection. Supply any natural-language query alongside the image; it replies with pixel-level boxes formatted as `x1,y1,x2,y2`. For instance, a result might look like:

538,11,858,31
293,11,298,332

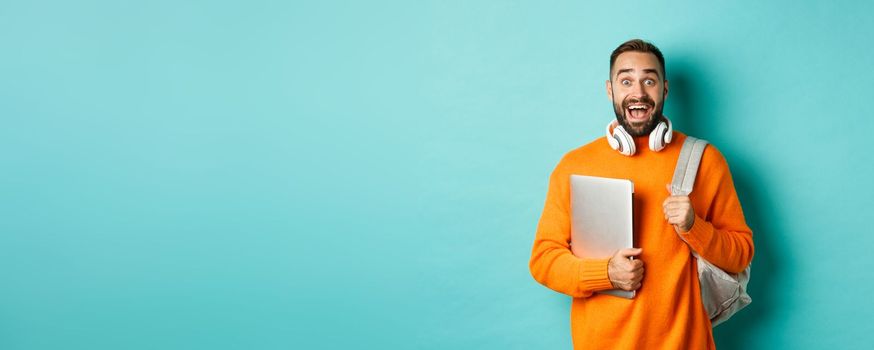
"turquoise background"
2,1,872,349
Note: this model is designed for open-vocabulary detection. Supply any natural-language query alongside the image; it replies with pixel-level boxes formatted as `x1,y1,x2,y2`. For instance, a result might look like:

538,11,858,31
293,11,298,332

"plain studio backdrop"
1,1,872,349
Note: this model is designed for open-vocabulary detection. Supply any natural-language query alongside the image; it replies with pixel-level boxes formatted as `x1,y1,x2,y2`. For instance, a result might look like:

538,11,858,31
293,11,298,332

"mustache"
622,97,655,108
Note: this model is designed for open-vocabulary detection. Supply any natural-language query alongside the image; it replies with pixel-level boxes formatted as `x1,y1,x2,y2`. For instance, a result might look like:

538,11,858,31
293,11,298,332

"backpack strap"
671,136,709,196
669,136,753,327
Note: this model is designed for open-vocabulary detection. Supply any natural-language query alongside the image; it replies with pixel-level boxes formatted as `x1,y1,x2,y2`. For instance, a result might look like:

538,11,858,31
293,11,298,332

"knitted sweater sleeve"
529,159,615,298
678,147,755,274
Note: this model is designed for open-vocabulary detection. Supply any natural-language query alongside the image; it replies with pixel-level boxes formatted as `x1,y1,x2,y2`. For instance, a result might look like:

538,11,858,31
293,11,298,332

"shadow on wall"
668,57,790,349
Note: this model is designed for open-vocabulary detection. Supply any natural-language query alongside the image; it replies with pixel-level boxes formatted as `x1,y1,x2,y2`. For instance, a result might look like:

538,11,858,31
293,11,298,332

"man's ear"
606,80,613,101
663,79,669,100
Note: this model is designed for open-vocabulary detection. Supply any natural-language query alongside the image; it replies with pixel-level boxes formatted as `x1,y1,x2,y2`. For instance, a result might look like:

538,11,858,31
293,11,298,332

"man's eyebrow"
615,68,633,77
643,68,662,78
614,68,663,79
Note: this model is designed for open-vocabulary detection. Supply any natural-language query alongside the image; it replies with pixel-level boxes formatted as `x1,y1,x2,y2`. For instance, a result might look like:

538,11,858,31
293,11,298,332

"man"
529,39,754,349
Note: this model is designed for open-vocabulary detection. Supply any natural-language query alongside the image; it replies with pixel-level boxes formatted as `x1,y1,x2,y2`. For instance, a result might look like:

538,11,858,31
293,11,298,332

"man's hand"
608,248,644,291
663,184,695,233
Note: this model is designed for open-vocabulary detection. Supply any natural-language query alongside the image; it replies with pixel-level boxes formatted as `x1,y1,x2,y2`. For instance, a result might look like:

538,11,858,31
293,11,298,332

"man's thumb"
618,247,643,258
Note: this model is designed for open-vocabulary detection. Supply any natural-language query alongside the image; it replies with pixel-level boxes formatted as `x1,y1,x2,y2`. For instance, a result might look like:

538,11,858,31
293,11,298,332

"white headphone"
605,117,673,156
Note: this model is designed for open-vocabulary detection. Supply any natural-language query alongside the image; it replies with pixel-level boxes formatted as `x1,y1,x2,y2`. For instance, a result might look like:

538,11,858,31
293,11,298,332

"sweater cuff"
678,214,714,253
579,258,614,292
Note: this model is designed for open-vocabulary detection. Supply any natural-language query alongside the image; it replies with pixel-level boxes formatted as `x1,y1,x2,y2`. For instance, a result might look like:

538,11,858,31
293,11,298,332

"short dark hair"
609,39,665,80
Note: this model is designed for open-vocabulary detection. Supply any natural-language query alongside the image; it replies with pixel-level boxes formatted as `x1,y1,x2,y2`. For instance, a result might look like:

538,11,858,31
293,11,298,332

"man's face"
606,51,669,137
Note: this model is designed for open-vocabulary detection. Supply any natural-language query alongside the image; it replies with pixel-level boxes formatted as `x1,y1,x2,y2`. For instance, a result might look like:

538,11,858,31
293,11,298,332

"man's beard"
612,96,664,137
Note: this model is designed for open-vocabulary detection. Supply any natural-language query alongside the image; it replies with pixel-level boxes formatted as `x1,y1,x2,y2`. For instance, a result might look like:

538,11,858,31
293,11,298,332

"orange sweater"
529,132,754,349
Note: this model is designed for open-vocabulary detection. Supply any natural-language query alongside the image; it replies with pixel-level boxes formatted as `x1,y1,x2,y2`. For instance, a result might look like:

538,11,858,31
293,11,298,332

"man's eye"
621,80,631,86
644,79,655,86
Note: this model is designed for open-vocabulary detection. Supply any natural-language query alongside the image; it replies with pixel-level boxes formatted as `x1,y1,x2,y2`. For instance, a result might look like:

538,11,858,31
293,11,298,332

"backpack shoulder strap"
671,136,709,196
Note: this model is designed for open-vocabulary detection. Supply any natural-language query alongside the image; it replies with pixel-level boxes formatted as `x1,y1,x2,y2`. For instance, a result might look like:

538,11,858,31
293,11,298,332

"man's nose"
631,83,648,98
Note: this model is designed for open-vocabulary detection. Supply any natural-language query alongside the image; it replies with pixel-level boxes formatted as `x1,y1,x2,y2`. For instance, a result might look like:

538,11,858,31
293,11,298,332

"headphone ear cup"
613,126,635,156
648,121,665,151
663,118,674,144
607,132,621,150
605,120,621,151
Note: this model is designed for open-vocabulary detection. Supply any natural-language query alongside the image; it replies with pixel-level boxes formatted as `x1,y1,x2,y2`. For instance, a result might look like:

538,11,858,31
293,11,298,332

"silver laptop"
569,175,635,299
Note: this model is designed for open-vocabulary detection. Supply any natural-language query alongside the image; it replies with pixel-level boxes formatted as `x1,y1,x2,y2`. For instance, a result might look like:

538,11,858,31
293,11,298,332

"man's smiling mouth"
626,103,653,122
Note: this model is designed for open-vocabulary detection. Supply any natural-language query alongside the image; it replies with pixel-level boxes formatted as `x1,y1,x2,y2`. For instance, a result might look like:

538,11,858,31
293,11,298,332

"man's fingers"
665,208,682,218
617,280,638,291
665,208,689,219
623,265,644,279
613,269,644,291
619,280,642,291
663,200,690,211
667,215,687,226
663,201,682,209
612,279,631,290
615,281,630,291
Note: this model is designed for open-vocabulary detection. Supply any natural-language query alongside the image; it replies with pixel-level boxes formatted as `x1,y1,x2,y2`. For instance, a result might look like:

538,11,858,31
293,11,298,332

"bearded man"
529,39,754,349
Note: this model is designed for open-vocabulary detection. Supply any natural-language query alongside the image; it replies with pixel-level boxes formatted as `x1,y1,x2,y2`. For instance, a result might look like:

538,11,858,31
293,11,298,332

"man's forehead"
612,52,662,77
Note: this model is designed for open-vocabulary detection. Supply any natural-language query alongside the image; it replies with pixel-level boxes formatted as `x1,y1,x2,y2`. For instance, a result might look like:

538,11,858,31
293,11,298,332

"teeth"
628,105,648,110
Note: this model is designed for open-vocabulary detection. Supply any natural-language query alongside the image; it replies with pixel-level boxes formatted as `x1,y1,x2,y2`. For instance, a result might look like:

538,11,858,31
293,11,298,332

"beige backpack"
671,136,752,327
